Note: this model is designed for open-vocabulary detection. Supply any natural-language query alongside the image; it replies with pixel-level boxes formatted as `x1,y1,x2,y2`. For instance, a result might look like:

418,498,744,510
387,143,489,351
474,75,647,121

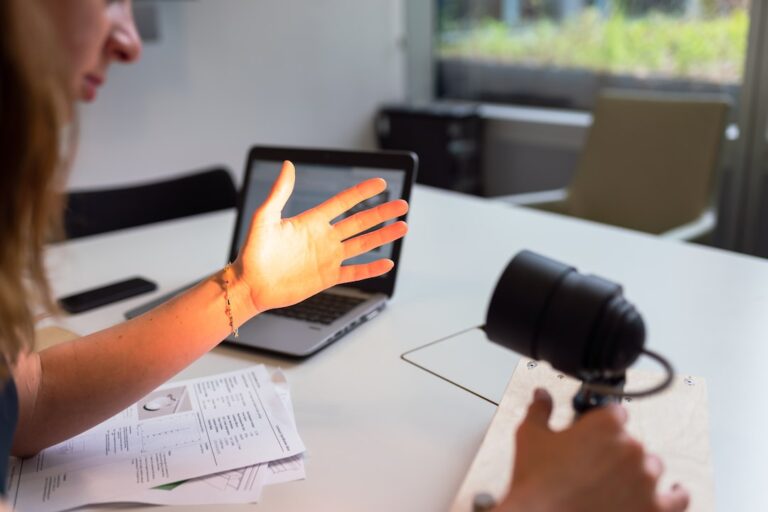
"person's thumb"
522,388,554,431
259,160,295,219
657,485,690,512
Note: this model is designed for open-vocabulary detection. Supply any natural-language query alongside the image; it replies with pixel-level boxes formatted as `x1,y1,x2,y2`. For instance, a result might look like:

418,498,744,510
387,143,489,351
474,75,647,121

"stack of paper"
8,365,306,511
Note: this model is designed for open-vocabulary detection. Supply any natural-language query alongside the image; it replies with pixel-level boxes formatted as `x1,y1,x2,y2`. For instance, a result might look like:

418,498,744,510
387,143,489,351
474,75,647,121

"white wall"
69,0,406,189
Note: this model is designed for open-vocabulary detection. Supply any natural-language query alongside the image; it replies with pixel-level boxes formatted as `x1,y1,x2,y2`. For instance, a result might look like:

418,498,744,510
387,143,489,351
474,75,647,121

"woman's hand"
497,389,690,512
234,160,409,313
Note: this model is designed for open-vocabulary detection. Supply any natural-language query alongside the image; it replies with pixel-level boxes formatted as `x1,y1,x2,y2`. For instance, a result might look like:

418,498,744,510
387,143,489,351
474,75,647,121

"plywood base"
451,360,715,512
35,326,80,351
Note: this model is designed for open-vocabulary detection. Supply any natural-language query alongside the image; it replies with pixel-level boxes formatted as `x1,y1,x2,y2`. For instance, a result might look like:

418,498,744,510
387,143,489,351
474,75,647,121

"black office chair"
64,167,238,240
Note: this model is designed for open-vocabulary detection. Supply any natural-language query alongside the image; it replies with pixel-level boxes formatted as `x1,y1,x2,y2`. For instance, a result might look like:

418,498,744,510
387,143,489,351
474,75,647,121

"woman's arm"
12,161,409,456
12,270,255,456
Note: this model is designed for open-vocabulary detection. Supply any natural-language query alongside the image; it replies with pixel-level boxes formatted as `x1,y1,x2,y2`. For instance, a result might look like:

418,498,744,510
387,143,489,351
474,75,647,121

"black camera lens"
484,250,645,378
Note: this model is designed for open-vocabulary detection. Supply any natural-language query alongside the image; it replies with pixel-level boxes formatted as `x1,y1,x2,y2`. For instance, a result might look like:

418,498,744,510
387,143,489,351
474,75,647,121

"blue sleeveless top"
0,377,18,495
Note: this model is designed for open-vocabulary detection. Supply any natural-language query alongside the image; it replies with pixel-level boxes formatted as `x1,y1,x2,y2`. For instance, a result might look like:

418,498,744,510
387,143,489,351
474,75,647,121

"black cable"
580,348,675,399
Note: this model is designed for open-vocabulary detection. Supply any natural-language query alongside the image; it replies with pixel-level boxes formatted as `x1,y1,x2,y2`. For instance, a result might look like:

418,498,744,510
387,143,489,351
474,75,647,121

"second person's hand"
234,160,409,314
497,389,690,512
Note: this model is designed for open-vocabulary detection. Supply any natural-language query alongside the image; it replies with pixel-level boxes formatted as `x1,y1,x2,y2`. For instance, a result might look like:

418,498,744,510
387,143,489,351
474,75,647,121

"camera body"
484,250,647,413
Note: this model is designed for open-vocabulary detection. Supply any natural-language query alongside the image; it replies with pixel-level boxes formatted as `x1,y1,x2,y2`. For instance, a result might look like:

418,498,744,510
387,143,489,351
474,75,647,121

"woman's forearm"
12,266,257,456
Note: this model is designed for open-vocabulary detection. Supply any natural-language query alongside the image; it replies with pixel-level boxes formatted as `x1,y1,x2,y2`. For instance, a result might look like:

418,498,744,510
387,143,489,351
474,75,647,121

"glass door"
724,0,768,255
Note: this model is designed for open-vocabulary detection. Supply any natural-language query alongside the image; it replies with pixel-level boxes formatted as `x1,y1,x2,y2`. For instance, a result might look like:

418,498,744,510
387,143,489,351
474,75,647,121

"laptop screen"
234,160,407,268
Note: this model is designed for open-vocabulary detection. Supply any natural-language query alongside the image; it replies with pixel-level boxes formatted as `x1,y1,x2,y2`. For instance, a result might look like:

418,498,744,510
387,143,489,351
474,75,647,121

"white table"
45,185,768,511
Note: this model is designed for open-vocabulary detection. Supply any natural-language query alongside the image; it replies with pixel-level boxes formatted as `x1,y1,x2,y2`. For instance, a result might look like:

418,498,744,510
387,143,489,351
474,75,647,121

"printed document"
9,365,305,512
118,370,306,506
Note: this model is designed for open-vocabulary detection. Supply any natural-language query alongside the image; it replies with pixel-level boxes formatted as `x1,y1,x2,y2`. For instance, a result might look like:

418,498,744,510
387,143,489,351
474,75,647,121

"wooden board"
34,326,80,351
451,360,715,512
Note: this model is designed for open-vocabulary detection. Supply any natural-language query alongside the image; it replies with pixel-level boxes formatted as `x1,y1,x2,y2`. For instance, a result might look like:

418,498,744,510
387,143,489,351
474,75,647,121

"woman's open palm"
236,161,409,312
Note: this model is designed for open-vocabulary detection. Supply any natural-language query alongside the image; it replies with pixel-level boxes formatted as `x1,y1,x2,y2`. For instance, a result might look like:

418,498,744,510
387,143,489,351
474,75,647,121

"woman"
3,0,409,466
0,1,689,511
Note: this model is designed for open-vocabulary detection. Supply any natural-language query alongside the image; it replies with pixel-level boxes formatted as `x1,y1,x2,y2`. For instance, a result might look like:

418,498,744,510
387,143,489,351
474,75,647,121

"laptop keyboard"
267,293,367,325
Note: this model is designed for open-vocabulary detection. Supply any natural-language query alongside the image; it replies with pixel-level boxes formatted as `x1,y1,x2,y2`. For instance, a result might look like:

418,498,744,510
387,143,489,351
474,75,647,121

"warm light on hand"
235,161,409,313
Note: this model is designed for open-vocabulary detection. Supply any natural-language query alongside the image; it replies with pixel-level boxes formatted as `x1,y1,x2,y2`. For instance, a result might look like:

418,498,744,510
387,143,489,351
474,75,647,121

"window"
436,0,751,110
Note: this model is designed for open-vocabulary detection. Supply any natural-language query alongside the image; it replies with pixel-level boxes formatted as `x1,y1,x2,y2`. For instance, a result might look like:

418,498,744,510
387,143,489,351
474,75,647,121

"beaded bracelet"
223,263,239,338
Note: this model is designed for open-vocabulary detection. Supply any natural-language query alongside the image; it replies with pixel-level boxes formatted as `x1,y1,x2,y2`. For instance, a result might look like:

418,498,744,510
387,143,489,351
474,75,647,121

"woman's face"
44,0,142,102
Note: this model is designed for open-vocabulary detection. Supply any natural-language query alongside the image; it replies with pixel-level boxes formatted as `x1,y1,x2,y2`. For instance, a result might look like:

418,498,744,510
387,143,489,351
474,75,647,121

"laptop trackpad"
233,314,329,356
401,327,521,405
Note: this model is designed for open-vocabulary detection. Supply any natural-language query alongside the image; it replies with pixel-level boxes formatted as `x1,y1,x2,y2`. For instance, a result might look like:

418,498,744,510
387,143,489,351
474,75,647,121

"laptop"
126,146,417,357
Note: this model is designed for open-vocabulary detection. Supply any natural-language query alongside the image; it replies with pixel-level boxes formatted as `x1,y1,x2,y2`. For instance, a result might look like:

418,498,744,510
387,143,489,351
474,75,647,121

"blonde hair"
0,0,71,370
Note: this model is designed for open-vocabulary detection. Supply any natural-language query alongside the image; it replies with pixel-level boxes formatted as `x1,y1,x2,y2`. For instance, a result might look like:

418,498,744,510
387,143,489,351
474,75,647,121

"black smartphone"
58,277,158,314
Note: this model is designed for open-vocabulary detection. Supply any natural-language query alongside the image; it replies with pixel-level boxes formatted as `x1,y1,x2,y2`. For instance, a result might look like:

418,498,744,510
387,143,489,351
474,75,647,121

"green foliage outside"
439,7,749,84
